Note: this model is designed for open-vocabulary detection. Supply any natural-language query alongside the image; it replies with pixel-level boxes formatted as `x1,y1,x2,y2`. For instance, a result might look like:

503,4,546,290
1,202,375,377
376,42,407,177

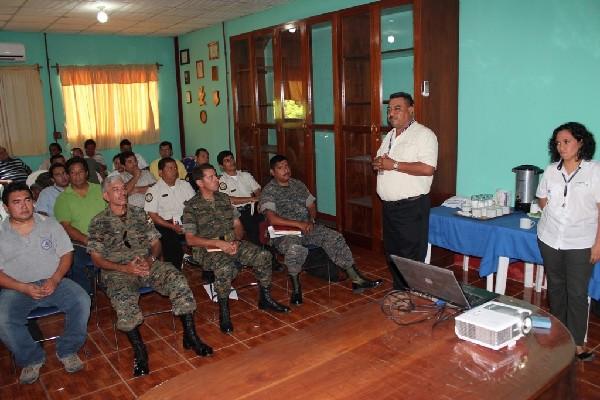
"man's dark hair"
158,157,177,171
217,150,234,166
112,153,121,162
159,141,172,149
389,92,414,107
49,142,62,152
84,139,96,148
65,156,89,174
2,182,32,205
49,162,66,177
195,148,208,157
269,154,288,169
191,163,216,182
120,139,131,147
119,151,136,165
50,153,65,164
548,122,596,163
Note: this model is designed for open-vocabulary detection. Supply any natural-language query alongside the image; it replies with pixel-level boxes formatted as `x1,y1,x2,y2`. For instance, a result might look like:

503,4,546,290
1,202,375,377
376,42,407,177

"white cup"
519,218,536,229
530,203,541,214
472,208,482,218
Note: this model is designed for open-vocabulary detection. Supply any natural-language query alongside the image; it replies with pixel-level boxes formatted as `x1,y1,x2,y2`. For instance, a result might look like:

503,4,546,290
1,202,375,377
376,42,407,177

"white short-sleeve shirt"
144,178,195,222
537,160,600,250
376,122,438,201
219,170,260,207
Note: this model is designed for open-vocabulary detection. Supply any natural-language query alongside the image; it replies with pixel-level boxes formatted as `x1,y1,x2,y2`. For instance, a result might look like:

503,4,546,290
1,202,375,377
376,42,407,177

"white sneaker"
58,353,84,373
19,360,44,384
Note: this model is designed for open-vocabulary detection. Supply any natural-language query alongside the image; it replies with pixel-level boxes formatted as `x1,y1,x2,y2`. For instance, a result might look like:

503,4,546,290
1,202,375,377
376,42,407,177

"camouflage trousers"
272,224,354,275
203,241,272,299
103,261,196,331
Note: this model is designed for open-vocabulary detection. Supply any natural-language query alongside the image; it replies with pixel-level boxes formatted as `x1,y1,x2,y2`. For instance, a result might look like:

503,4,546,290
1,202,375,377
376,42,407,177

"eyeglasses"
122,231,131,248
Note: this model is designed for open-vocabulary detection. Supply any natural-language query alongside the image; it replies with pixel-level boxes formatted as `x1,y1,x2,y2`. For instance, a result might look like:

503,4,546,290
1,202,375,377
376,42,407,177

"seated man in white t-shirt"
120,151,156,208
144,157,195,268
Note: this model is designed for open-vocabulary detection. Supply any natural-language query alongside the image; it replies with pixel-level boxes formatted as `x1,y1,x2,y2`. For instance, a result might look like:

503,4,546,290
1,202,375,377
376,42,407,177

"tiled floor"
1,246,600,399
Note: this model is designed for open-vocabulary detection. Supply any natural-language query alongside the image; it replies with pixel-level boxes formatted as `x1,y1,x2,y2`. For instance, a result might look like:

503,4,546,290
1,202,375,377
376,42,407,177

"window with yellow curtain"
59,64,159,149
0,65,47,156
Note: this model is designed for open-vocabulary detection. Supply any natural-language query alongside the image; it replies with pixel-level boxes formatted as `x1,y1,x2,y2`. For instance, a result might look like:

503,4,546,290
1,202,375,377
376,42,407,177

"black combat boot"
218,298,234,333
347,265,383,293
125,327,149,377
180,314,213,356
289,274,303,305
258,285,290,313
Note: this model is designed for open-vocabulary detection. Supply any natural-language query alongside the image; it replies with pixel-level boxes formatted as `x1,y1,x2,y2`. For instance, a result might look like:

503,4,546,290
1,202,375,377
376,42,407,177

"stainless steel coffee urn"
512,165,543,212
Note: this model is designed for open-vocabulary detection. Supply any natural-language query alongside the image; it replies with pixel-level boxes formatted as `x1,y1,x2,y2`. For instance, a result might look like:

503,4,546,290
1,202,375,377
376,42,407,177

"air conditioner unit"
0,43,26,62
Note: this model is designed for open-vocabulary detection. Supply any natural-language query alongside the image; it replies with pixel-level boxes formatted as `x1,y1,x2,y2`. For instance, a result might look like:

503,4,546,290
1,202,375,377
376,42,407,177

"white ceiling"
0,0,290,36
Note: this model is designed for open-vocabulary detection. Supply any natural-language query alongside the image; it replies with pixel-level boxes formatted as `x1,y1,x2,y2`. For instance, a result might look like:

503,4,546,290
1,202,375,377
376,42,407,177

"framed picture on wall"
180,49,190,65
185,91,192,104
211,66,218,81
208,41,219,60
196,60,204,79
184,70,190,85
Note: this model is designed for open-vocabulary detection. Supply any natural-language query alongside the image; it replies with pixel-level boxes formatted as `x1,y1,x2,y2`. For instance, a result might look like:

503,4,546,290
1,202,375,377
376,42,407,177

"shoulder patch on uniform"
145,193,153,202
219,182,227,190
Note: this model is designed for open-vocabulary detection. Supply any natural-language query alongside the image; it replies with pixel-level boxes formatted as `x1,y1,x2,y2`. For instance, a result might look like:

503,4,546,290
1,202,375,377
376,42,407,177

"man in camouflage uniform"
88,175,212,377
259,155,382,304
183,163,289,334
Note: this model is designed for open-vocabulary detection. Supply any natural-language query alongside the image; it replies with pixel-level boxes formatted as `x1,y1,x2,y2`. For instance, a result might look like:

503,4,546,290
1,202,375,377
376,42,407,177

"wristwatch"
392,161,399,171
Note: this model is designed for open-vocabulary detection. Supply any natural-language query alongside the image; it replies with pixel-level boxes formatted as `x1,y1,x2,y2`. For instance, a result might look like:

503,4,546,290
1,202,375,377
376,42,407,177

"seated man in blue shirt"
0,182,90,384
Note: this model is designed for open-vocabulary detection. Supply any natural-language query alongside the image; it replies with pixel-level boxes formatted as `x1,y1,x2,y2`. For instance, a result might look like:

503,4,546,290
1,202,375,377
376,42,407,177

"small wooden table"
141,297,575,399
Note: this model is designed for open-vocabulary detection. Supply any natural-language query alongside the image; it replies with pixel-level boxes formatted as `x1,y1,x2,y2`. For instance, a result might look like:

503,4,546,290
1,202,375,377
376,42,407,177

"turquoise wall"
178,23,230,163
457,0,600,196
0,32,179,169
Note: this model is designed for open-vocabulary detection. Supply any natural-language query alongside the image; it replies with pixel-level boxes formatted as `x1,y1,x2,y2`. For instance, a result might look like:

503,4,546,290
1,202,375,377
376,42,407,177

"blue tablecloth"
429,206,600,300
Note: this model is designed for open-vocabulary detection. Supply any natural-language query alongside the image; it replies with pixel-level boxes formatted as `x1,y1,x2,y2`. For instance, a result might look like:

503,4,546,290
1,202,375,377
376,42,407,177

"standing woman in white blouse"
536,122,600,361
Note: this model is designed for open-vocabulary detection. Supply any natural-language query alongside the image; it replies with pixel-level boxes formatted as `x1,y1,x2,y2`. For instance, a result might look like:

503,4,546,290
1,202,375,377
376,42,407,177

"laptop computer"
391,255,499,309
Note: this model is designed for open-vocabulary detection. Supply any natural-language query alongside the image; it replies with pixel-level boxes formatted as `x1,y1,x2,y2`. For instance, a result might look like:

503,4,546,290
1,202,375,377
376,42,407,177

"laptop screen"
391,255,471,309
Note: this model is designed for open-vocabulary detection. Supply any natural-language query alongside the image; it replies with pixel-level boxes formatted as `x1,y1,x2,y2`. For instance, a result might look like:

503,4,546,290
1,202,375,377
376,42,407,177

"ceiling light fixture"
97,6,108,23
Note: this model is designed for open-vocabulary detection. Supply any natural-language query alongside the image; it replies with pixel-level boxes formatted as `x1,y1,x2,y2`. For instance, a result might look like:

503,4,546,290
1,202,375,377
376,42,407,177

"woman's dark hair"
548,122,596,162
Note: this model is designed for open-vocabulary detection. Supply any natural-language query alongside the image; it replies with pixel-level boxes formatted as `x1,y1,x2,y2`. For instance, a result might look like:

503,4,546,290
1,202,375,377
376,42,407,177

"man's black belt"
387,194,426,203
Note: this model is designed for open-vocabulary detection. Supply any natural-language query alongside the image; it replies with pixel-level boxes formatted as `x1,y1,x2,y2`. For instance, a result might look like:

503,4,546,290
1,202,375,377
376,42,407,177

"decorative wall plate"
197,86,206,105
212,90,220,106
200,110,207,124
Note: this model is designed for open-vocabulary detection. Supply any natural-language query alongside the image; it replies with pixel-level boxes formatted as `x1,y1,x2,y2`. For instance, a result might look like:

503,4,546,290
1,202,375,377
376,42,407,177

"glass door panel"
341,12,371,126
314,130,336,215
257,128,278,186
310,21,333,125
254,33,275,124
280,27,305,122
343,129,372,236
282,127,306,185
380,5,414,126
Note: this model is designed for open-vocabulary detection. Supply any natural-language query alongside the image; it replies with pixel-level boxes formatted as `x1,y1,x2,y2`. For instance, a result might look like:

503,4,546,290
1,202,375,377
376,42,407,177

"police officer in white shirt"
372,92,438,290
144,157,195,268
217,150,263,245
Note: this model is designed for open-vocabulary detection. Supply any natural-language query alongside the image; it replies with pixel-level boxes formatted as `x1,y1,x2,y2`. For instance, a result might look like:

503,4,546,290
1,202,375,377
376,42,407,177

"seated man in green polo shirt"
54,157,107,295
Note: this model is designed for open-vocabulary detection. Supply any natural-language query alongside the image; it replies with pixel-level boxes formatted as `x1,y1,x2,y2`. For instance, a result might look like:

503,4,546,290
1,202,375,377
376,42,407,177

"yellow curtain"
0,65,47,156
59,64,159,149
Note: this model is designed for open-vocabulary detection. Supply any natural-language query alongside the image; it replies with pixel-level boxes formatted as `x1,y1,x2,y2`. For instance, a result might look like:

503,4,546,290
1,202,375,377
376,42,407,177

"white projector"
455,301,532,350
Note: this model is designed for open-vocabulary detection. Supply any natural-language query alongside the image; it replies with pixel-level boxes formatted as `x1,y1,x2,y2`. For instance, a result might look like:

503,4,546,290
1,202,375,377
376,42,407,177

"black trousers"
382,195,430,290
538,239,594,345
155,224,185,269
238,205,264,246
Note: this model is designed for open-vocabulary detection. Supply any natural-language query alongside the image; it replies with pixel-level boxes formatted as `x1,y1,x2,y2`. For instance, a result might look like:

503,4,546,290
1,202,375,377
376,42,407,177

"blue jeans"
0,278,91,367
68,245,93,295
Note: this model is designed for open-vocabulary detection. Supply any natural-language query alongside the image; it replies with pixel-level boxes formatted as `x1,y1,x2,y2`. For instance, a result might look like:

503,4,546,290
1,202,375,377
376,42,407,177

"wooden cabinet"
230,0,458,249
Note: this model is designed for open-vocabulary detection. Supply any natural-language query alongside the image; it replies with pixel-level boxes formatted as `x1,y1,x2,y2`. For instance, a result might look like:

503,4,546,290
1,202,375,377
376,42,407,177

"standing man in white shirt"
145,158,195,269
217,150,262,245
372,92,438,290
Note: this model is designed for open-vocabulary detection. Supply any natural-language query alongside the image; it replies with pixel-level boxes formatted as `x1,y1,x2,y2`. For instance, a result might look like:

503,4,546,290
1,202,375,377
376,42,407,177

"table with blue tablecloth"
428,206,600,299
